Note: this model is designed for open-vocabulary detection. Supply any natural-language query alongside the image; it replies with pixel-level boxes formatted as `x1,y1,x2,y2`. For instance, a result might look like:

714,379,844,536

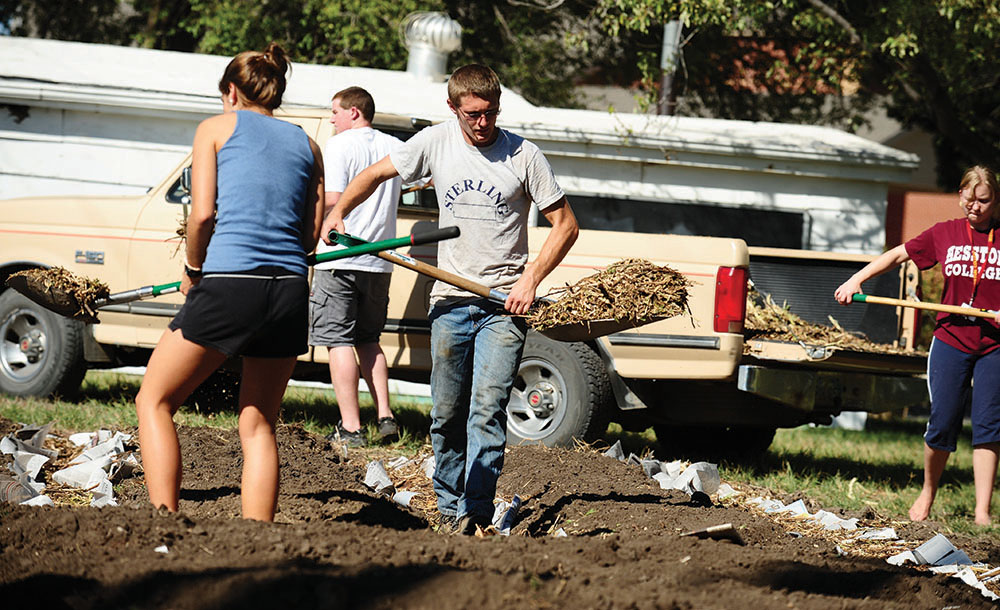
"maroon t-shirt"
905,218,1000,354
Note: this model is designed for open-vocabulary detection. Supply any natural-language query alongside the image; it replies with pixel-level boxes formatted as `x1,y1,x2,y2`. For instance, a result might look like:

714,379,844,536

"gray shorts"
309,269,391,347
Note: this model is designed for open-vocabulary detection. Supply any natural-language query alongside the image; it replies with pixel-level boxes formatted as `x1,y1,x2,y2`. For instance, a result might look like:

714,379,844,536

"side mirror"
165,166,193,204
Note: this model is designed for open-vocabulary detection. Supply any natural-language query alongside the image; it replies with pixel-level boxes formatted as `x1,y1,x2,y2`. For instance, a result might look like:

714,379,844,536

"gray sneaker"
328,421,366,448
376,417,400,443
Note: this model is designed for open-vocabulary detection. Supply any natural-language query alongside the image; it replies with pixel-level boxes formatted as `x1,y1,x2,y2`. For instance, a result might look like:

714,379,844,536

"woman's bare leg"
973,442,1000,525
909,443,950,521
136,329,227,511
237,356,296,521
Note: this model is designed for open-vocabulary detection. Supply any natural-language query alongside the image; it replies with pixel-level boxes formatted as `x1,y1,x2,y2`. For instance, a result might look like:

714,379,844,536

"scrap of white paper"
716,483,739,499
887,551,917,566
776,499,809,517
420,456,435,479
850,527,897,542
52,455,112,488
652,472,675,490
385,456,410,470
491,495,522,536
671,462,720,495
0,436,16,455
391,490,417,508
13,452,49,479
603,440,625,462
363,460,395,495
21,495,53,507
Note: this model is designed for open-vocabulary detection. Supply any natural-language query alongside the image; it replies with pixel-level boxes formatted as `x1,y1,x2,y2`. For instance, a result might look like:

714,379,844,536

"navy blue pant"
926,338,1000,451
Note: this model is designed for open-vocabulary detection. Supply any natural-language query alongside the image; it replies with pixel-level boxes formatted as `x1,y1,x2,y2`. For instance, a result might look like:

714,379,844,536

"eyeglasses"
458,107,501,122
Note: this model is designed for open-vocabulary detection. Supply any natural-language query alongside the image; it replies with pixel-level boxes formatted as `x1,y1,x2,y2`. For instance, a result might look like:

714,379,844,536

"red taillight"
714,266,748,334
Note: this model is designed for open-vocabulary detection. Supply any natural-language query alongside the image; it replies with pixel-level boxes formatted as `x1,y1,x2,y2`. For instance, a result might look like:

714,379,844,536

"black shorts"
169,266,309,358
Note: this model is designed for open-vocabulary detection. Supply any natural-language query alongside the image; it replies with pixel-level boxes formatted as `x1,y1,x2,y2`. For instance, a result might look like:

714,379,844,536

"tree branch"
506,0,566,9
804,0,860,46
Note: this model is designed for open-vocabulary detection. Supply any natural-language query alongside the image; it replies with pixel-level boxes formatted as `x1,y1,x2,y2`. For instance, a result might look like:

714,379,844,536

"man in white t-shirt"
310,86,402,447
321,66,579,534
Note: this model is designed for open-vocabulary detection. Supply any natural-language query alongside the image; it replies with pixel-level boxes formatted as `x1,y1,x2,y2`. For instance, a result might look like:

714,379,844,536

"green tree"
0,0,194,49
594,0,1000,187
0,0,610,107
184,0,442,70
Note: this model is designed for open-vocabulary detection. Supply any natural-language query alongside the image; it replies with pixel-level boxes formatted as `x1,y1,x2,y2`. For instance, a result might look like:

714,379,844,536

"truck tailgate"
738,340,928,414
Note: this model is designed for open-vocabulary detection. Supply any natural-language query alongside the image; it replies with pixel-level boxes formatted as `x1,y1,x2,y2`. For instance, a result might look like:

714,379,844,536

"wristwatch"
184,264,203,279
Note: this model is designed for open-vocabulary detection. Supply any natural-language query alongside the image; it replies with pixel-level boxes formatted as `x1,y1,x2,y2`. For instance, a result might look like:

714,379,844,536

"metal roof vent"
401,12,462,82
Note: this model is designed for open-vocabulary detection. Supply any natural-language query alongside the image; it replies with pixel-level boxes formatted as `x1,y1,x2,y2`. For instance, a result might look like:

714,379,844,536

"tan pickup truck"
0,108,928,455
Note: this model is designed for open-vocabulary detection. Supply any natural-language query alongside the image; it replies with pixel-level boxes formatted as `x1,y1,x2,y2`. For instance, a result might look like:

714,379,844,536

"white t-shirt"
391,120,565,304
315,126,402,272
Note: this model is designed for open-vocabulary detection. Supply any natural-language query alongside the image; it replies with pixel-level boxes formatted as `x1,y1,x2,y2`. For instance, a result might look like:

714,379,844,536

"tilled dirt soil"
1,418,997,609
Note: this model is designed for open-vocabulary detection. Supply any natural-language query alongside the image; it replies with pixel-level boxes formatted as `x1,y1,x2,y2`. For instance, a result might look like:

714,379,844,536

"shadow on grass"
77,373,143,404
280,391,434,440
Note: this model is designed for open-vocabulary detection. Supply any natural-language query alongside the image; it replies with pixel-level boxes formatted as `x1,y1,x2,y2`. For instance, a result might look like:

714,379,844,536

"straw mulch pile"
744,289,914,355
6,267,109,323
526,258,692,331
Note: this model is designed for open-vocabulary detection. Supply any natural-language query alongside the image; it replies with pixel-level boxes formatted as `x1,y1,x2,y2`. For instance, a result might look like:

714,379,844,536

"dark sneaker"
436,514,459,534
456,513,494,536
328,421,366,448
376,417,400,443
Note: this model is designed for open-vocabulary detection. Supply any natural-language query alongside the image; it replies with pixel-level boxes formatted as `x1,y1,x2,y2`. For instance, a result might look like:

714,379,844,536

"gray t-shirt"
391,120,564,304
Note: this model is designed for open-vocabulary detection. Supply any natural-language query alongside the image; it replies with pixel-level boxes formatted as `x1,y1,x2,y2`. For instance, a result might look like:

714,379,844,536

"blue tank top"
203,111,314,275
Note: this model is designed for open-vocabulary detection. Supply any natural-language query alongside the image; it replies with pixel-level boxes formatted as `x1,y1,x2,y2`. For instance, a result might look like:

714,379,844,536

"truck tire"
507,332,612,448
654,424,776,461
0,289,87,398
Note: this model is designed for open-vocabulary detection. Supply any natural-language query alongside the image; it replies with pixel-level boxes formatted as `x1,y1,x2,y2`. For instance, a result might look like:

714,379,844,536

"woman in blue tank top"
135,43,325,521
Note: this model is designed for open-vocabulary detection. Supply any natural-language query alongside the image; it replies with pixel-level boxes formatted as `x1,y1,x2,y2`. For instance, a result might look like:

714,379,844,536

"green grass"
3,371,998,541
0,371,434,452
591,419,1000,542
729,420,1000,540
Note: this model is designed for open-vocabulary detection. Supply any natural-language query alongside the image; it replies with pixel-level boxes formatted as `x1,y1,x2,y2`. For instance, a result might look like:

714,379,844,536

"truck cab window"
540,195,804,249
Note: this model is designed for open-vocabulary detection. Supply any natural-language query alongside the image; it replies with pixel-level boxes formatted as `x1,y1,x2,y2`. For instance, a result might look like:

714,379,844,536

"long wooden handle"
376,250,508,304
852,293,998,319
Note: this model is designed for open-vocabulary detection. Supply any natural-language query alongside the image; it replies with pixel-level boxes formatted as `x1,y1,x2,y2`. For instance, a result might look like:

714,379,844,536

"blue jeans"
429,299,527,519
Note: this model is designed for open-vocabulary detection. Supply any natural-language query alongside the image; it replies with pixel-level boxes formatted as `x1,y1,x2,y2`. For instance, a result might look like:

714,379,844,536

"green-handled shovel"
6,227,459,323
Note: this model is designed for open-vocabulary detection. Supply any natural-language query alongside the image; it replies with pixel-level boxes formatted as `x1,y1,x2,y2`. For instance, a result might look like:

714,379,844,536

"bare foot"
975,512,992,526
909,492,933,521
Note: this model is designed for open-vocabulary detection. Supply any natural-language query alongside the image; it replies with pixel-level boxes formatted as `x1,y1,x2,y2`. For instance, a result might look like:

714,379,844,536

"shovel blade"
539,317,664,342
5,274,99,323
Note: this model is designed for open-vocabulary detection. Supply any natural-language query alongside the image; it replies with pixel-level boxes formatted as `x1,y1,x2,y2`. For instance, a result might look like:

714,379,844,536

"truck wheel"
654,424,776,461
0,289,87,398
507,332,612,448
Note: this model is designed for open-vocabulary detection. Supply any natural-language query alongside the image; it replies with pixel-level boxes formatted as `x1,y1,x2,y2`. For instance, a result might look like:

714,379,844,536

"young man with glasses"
320,64,579,534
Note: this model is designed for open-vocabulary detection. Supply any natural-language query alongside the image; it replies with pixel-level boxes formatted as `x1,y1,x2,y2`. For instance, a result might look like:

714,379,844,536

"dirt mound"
0,419,994,609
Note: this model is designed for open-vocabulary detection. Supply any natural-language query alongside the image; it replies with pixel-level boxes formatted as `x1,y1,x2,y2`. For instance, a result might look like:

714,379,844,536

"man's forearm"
524,200,579,288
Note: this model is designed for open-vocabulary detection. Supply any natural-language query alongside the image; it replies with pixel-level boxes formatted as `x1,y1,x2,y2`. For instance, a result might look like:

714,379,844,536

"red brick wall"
886,188,961,248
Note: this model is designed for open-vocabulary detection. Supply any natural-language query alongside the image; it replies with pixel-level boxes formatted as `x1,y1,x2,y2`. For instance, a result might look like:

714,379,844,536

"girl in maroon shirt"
835,165,1000,525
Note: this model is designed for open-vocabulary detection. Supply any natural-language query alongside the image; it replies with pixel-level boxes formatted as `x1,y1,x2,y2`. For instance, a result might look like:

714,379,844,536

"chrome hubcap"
508,358,567,440
1,308,47,382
